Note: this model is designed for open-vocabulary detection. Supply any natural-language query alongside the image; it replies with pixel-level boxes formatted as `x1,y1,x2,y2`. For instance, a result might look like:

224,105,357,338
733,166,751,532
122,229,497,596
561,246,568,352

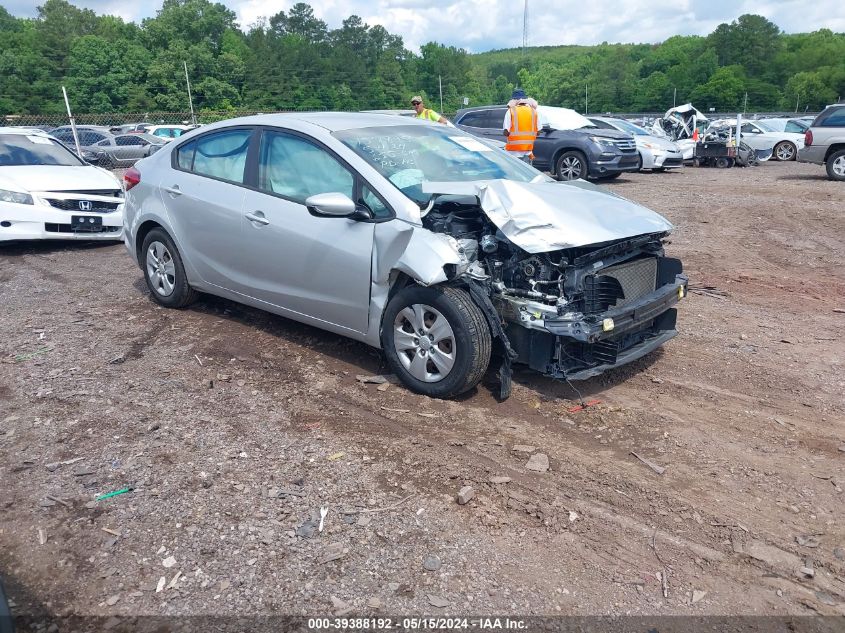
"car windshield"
609,119,649,136
334,125,543,204
0,134,85,166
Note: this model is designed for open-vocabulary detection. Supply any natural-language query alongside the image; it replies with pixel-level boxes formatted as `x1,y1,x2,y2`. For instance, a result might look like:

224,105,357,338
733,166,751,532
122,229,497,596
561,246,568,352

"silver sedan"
123,113,687,399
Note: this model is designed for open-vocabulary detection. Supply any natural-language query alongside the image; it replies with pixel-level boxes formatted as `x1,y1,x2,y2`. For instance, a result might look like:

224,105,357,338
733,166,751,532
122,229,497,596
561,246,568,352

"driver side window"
258,131,353,204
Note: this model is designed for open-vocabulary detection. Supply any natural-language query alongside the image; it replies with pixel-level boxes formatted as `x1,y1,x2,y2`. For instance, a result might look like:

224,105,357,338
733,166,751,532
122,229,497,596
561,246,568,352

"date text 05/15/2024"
307,618,528,630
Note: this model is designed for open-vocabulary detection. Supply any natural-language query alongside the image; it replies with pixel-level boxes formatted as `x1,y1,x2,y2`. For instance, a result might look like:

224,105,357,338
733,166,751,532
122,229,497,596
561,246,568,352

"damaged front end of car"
414,178,688,394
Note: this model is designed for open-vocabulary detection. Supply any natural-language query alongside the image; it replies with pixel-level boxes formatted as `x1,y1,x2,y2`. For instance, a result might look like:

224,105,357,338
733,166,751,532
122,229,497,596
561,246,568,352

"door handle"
245,211,270,226
163,185,182,196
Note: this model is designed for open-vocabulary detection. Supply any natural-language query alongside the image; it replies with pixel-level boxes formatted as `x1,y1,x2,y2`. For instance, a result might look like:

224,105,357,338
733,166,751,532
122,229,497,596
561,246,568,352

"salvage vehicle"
588,117,683,171
708,119,803,161
798,103,845,181
123,114,687,398
0,127,124,242
651,103,708,160
454,105,639,180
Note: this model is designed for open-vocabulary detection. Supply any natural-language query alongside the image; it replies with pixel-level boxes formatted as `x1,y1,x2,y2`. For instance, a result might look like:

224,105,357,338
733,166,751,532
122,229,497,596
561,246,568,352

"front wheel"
141,228,199,308
555,151,587,181
826,149,845,181
774,141,796,161
381,285,491,399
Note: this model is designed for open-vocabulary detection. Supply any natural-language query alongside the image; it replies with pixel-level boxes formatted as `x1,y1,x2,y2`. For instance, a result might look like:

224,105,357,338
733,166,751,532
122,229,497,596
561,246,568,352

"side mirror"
305,192,357,218
541,123,552,132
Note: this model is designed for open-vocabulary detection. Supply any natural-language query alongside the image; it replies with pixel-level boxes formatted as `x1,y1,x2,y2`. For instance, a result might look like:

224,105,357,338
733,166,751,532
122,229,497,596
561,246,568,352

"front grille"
614,139,637,152
46,199,120,212
597,257,658,309
51,189,123,198
45,223,120,233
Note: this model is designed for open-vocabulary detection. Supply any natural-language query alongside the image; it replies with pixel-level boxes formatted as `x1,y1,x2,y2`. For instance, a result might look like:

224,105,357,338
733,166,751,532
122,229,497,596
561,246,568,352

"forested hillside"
0,0,842,115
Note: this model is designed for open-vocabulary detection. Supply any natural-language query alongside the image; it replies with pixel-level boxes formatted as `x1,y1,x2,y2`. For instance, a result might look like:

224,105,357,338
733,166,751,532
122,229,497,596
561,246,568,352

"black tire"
381,285,491,399
715,156,732,169
140,228,199,308
555,150,588,181
773,141,796,161
636,153,644,171
825,149,845,181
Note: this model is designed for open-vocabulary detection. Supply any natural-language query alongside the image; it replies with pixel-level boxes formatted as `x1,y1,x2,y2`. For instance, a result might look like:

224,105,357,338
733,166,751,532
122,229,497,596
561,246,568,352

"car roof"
192,112,437,133
0,127,54,136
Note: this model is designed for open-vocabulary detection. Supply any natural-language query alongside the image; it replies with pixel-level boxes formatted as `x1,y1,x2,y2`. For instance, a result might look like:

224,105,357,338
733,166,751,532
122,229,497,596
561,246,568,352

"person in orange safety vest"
502,89,539,162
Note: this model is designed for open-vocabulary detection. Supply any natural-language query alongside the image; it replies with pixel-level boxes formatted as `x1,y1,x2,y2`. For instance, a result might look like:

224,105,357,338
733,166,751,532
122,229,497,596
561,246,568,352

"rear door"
456,109,507,142
160,127,256,290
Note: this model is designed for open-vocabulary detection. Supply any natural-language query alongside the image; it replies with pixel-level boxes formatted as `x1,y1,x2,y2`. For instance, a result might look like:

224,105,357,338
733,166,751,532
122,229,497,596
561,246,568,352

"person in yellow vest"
502,89,539,162
411,95,448,125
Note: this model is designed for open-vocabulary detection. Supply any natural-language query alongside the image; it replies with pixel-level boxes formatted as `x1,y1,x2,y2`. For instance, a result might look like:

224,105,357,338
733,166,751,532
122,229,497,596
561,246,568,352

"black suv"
454,105,640,180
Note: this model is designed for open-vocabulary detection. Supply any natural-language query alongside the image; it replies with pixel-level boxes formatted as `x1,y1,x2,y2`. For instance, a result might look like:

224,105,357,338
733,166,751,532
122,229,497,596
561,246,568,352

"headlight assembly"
0,189,34,205
590,136,616,147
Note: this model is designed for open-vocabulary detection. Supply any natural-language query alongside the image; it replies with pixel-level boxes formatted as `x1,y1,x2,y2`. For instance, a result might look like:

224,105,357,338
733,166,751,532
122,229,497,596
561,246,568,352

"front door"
234,129,375,334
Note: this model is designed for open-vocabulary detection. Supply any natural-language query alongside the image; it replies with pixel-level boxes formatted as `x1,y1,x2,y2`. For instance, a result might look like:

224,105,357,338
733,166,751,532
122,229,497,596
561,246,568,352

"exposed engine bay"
421,193,687,383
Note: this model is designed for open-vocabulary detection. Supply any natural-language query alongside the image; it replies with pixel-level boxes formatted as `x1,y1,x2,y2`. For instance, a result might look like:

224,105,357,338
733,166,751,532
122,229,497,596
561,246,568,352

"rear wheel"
141,228,199,308
381,285,491,399
555,151,587,181
715,156,733,169
825,149,845,181
774,141,796,161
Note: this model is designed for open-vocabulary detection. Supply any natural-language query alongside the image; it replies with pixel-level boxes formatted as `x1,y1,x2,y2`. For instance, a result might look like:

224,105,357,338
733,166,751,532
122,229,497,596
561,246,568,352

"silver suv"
798,104,845,180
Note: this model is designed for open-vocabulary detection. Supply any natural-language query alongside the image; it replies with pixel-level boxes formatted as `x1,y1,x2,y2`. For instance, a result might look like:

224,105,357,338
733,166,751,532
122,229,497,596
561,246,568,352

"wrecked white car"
123,114,687,399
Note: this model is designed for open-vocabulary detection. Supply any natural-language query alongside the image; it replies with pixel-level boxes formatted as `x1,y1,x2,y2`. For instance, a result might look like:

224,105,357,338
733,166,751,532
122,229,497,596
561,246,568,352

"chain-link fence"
3,108,821,131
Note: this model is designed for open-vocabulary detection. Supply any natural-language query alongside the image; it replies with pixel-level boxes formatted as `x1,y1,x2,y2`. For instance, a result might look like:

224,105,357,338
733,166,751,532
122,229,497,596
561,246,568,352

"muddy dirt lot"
1,161,843,622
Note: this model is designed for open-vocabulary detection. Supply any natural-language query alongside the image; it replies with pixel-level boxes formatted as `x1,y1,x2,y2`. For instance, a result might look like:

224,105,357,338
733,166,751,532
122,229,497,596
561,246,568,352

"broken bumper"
507,274,687,380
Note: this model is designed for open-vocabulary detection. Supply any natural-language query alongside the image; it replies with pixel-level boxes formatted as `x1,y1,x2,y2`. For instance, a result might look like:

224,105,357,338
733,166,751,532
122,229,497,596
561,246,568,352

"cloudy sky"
6,0,845,52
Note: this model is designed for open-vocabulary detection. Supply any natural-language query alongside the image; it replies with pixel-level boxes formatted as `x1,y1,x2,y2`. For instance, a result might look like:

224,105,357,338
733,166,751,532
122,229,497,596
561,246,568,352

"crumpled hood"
0,165,121,193
422,179,673,253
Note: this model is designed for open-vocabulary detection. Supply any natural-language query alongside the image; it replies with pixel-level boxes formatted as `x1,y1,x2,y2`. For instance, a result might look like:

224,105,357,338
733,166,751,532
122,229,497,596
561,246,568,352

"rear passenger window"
183,130,251,184
458,111,490,128
176,141,196,171
819,109,845,127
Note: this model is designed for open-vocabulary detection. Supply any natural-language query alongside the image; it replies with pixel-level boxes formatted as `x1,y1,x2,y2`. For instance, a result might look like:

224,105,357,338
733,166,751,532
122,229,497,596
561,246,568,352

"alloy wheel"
832,155,845,178
559,156,583,180
146,241,176,297
392,304,456,383
775,142,795,161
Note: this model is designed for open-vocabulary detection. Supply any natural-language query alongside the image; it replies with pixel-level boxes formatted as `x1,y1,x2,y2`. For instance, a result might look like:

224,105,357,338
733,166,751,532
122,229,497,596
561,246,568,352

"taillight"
124,167,141,191
805,130,813,146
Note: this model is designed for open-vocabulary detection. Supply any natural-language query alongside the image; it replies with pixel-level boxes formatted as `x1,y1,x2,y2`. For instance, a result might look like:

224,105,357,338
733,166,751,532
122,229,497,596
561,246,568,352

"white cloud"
5,0,844,53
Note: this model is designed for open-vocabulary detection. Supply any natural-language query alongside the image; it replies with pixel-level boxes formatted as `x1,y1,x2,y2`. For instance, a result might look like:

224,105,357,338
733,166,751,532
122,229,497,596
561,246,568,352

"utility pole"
184,61,196,125
795,93,800,113
522,0,529,56
673,87,676,108
585,82,588,115
61,86,81,158
743,92,748,113
438,75,443,113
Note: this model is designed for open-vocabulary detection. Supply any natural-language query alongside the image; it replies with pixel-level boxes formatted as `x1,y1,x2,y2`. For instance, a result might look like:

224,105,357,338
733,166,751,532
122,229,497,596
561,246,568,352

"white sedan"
709,119,805,161
0,127,124,242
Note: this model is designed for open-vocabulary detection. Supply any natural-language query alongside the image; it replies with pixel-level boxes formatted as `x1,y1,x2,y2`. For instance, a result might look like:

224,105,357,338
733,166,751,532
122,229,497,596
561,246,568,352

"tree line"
0,0,842,117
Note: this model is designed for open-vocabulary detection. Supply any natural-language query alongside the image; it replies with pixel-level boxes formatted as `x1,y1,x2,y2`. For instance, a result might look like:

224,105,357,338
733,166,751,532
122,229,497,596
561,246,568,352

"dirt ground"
1,160,843,623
